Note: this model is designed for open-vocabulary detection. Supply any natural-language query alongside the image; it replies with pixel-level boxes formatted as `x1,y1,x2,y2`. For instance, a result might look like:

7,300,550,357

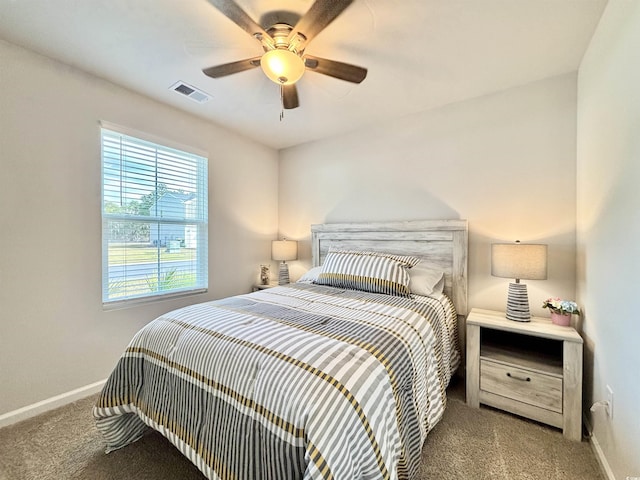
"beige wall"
577,1,640,477
279,74,578,320
0,40,279,415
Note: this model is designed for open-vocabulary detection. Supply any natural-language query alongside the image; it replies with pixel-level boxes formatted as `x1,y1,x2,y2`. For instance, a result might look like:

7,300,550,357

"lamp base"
505,282,531,322
278,262,290,285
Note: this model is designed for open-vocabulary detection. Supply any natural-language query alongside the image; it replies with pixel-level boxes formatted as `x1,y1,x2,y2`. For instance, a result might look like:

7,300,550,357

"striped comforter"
93,283,459,480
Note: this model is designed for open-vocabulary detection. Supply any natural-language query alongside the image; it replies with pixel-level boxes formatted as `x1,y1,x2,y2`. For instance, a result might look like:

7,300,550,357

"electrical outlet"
606,385,614,418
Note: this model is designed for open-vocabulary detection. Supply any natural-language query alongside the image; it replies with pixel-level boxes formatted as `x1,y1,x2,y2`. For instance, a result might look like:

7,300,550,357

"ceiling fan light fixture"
260,49,305,85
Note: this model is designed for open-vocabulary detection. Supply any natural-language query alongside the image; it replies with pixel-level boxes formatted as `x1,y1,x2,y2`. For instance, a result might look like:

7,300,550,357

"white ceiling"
0,0,606,150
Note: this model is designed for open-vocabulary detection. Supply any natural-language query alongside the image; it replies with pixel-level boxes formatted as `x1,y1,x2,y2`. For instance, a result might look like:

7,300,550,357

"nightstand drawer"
480,358,562,413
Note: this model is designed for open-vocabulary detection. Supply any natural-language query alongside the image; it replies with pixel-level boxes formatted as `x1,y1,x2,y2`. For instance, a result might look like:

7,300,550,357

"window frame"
100,122,208,308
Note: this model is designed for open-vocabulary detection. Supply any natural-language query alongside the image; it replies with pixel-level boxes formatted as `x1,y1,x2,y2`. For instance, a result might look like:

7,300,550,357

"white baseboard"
0,379,106,429
583,414,616,480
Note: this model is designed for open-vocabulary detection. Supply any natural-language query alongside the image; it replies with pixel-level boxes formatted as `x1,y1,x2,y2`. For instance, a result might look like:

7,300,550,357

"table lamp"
272,239,298,285
491,241,547,322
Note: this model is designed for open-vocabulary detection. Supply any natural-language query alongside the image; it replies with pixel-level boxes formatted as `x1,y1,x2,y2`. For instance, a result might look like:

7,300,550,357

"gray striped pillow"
316,250,420,297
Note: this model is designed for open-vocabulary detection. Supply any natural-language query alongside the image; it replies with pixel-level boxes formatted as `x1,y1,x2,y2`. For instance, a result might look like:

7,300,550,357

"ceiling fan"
202,0,368,111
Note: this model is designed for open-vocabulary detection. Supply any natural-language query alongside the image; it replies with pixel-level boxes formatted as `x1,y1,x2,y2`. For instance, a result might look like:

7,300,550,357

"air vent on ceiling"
169,81,212,104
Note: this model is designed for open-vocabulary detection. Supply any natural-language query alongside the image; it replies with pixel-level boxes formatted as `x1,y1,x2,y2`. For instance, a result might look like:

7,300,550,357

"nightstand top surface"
253,282,280,289
467,308,583,343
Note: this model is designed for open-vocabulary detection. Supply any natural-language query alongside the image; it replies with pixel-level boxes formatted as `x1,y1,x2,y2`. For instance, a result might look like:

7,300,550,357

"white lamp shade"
260,49,305,85
491,243,547,281
272,240,298,262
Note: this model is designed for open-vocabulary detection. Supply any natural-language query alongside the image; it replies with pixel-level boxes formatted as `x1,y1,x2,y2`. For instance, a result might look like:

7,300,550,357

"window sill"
102,288,208,311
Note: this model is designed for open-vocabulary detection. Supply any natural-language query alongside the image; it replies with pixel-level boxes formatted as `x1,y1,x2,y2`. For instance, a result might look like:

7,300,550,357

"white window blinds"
101,127,208,305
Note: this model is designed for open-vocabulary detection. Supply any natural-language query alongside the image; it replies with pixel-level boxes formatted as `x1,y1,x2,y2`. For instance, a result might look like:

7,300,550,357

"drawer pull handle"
507,372,531,382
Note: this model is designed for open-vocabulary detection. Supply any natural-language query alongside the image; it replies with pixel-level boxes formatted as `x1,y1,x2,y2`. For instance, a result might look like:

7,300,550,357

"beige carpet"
0,378,603,480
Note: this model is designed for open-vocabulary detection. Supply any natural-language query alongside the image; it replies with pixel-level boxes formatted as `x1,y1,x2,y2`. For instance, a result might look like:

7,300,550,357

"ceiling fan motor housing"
260,23,306,85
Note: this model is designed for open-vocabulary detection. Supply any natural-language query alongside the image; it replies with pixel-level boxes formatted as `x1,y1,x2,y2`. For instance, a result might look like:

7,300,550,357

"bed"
94,220,468,480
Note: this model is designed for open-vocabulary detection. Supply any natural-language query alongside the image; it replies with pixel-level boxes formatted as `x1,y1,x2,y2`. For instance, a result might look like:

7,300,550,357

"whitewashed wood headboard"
310,220,468,316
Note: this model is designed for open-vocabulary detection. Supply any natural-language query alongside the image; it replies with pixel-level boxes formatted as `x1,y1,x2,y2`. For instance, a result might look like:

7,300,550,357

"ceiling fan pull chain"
280,84,285,121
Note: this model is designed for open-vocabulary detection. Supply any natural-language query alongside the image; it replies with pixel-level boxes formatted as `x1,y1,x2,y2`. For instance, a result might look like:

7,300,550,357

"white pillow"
297,266,323,283
409,263,445,297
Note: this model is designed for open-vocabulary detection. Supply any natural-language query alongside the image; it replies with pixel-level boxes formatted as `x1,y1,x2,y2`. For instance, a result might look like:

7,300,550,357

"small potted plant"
542,298,581,326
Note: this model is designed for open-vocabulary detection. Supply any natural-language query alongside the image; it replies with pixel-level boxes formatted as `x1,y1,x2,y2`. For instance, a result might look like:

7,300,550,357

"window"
101,125,208,305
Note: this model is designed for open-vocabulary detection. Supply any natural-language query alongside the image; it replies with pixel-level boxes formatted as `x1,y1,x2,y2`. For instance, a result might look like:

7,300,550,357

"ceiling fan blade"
304,55,367,84
206,0,273,42
202,57,261,78
282,84,300,109
289,0,353,48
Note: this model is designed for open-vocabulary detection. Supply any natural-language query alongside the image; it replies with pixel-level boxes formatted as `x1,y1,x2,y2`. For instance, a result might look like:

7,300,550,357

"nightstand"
466,308,583,441
252,282,279,291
